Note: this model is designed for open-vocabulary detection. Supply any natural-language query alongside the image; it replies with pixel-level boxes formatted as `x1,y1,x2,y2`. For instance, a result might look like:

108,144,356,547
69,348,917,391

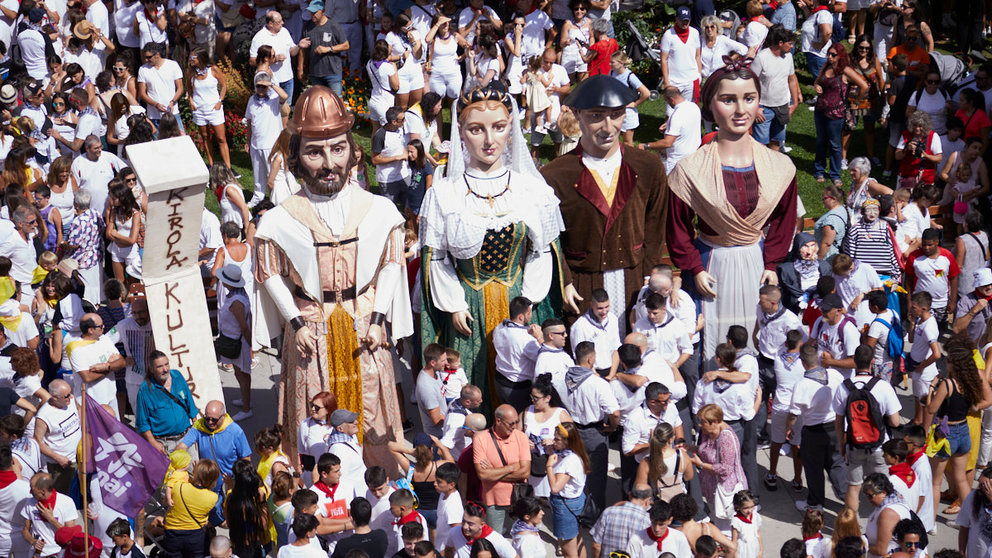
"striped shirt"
842,220,902,279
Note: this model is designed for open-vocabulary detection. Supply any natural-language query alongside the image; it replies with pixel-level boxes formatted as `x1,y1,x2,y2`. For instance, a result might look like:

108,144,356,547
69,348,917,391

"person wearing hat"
954,268,992,344
297,0,349,96
244,70,288,207
785,342,846,513
810,293,861,379
16,80,47,130
215,263,253,421
327,408,368,495
540,74,667,331
253,86,411,476
665,55,797,360
659,6,702,104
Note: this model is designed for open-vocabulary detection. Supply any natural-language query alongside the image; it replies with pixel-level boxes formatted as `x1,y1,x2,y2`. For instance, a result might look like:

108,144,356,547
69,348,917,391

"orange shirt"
472,428,530,506
887,44,929,73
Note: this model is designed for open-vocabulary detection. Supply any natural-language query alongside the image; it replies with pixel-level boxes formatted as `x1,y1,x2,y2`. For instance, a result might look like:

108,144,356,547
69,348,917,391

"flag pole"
80,383,89,558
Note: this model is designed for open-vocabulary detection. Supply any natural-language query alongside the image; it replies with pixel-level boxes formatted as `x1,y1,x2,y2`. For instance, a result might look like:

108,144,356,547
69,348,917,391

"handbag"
214,333,241,359
489,430,532,501
954,195,969,215
711,480,744,520
530,453,548,478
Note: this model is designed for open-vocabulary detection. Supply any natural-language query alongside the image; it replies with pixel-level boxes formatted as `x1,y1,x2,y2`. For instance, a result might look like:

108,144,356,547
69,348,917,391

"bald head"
648,274,672,296
493,405,519,436
624,332,648,351
79,313,104,338
464,413,487,431
204,401,225,430
48,379,71,408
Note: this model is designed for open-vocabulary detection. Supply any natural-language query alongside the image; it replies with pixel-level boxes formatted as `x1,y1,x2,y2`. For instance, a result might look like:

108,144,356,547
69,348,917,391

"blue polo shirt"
135,370,198,437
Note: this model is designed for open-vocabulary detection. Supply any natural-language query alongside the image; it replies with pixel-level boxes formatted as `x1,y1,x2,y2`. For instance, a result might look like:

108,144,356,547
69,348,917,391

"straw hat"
73,20,95,40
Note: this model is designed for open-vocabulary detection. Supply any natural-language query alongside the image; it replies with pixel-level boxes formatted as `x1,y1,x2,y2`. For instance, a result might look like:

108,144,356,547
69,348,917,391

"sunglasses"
204,416,221,422
904,542,920,549
926,79,939,84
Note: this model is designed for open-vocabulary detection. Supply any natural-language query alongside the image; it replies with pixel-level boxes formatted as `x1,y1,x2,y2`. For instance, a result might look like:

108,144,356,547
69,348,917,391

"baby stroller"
623,19,661,94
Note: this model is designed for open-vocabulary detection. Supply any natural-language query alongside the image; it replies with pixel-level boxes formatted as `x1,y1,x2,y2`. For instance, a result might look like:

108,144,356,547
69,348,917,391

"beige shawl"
667,136,796,246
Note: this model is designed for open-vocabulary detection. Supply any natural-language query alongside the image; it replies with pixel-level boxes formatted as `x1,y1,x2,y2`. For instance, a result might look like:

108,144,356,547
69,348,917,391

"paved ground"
213,349,964,557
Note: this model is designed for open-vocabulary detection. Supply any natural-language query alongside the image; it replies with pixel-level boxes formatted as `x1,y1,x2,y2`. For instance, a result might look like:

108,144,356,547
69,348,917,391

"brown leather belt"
294,285,357,302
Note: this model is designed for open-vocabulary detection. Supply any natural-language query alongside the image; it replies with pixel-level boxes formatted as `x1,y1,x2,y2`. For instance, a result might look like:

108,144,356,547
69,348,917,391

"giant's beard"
301,162,350,197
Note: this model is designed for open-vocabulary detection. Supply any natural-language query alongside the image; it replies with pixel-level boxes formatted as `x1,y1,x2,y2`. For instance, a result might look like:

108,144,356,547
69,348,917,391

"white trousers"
249,147,272,202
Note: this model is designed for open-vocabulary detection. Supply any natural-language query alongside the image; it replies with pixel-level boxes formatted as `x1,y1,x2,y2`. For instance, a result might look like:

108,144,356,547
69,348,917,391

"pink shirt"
473,428,530,506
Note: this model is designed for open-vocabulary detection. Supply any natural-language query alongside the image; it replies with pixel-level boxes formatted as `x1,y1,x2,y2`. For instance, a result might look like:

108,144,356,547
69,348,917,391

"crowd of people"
0,0,991,556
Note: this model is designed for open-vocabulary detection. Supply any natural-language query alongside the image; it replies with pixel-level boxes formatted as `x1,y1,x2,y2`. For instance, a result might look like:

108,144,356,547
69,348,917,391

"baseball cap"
413,432,433,447
329,408,359,426
307,0,324,12
975,268,992,288
676,6,691,21
55,525,83,547
23,80,42,97
819,294,843,313
28,7,45,22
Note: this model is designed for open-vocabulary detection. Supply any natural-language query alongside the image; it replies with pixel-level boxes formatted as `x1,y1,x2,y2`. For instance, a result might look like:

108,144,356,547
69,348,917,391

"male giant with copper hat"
253,86,410,473
540,75,668,330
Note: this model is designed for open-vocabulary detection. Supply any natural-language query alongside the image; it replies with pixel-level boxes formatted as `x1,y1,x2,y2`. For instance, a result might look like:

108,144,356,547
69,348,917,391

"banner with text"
127,137,222,410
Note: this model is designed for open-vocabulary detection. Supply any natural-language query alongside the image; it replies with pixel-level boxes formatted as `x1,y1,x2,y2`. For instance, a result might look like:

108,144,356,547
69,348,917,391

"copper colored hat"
289,86,354,139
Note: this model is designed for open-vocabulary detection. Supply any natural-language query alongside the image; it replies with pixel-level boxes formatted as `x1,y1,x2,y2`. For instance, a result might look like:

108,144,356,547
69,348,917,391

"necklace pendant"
487,195,494,207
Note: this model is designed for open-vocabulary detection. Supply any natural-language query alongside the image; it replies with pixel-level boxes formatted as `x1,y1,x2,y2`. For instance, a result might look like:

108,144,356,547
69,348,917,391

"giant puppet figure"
540,75,668,329
253,86,410,471
665,56,797,360
419,85,578,406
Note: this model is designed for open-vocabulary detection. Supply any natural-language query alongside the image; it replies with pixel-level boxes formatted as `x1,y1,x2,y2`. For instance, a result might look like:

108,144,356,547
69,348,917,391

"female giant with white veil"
419,84,579,407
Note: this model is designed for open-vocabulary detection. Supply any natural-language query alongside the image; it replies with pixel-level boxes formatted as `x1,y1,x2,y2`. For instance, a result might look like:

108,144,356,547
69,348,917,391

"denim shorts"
943,421,973,457
550,492,584,541
418,507,437,529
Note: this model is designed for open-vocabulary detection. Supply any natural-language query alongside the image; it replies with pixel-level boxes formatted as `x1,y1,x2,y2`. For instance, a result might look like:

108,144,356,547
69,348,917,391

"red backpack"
842,377,886,450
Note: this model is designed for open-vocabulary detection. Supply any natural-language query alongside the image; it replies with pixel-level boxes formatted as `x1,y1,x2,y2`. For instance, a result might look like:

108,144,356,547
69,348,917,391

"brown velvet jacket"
541,144,668,306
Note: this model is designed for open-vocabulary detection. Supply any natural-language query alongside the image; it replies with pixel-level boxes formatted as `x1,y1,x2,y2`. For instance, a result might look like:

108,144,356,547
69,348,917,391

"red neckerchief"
906,448,925,467
749,15,763,21
804,533,822,543
812,5,829,12
40,489,58,510
466,524,493,546
735,512,753,524
144,7,158,20
442,367,456,384
647,527,669,551
0,470,17,489
313,481,339,501
890,462,916,487
394,510,421,526
674,25,690,44
768,1,778,9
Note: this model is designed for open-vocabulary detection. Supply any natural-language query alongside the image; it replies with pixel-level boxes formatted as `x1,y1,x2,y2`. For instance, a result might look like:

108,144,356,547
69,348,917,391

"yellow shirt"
164,482,218,530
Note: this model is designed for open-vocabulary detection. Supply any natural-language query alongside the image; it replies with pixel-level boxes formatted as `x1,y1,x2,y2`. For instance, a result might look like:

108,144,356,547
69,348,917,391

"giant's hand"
363,323,384,350
453,311,474,336
295,324,317,355
563,284,583,314
694,271,717,298
761,270,778,286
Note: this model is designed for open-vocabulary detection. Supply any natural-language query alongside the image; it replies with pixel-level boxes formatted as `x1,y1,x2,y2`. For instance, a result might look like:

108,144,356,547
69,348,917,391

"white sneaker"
535,124,548,135
841,158,848,170
781,145,793,153
232,409,253,421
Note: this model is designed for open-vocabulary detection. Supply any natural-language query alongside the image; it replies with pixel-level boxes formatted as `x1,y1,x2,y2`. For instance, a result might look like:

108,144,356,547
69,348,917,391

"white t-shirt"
899,202,931,243
771,350,806,413
626,527,692,558
436,490,463,552
866,308,899,367
540,63,570,123
664,99,702,171
659,26,701,84
0,476,30,555
4,312,39,348
368,60,397,107
522,10,553,59
245,90,285,150
71,152,127,216
457,5,499,44
701,35,748,78
742,20,768,49
909,249,958,309
277,542,327,558
751,48,795,107
907,90,950,134
371,127,411,184
551,450,586,498
35,402,81,463
956,491,991,558
446,528,517,558
137,59,184,119
834,263,884,328
250,27,297,83
756,307,803,359
909,316,939,382
21,493,78,556
812,317,862,378
68,335,122,413
570,313,622,370
199,209,222,268
787,368,844,425
16,28,48,80
801,9,833,57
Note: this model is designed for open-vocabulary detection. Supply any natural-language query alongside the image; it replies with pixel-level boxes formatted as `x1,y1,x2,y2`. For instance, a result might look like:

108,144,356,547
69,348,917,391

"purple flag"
81,394,170,517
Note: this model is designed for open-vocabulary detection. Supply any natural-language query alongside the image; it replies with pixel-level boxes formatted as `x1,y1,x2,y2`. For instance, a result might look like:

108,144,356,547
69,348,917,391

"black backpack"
842,377,886,450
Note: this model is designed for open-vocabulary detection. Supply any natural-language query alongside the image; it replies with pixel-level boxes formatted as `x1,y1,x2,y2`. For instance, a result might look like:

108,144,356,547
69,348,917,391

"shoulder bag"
488,430,533,502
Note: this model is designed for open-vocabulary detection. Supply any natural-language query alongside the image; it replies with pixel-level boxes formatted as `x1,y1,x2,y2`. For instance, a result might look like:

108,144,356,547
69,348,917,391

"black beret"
563,75,638,110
